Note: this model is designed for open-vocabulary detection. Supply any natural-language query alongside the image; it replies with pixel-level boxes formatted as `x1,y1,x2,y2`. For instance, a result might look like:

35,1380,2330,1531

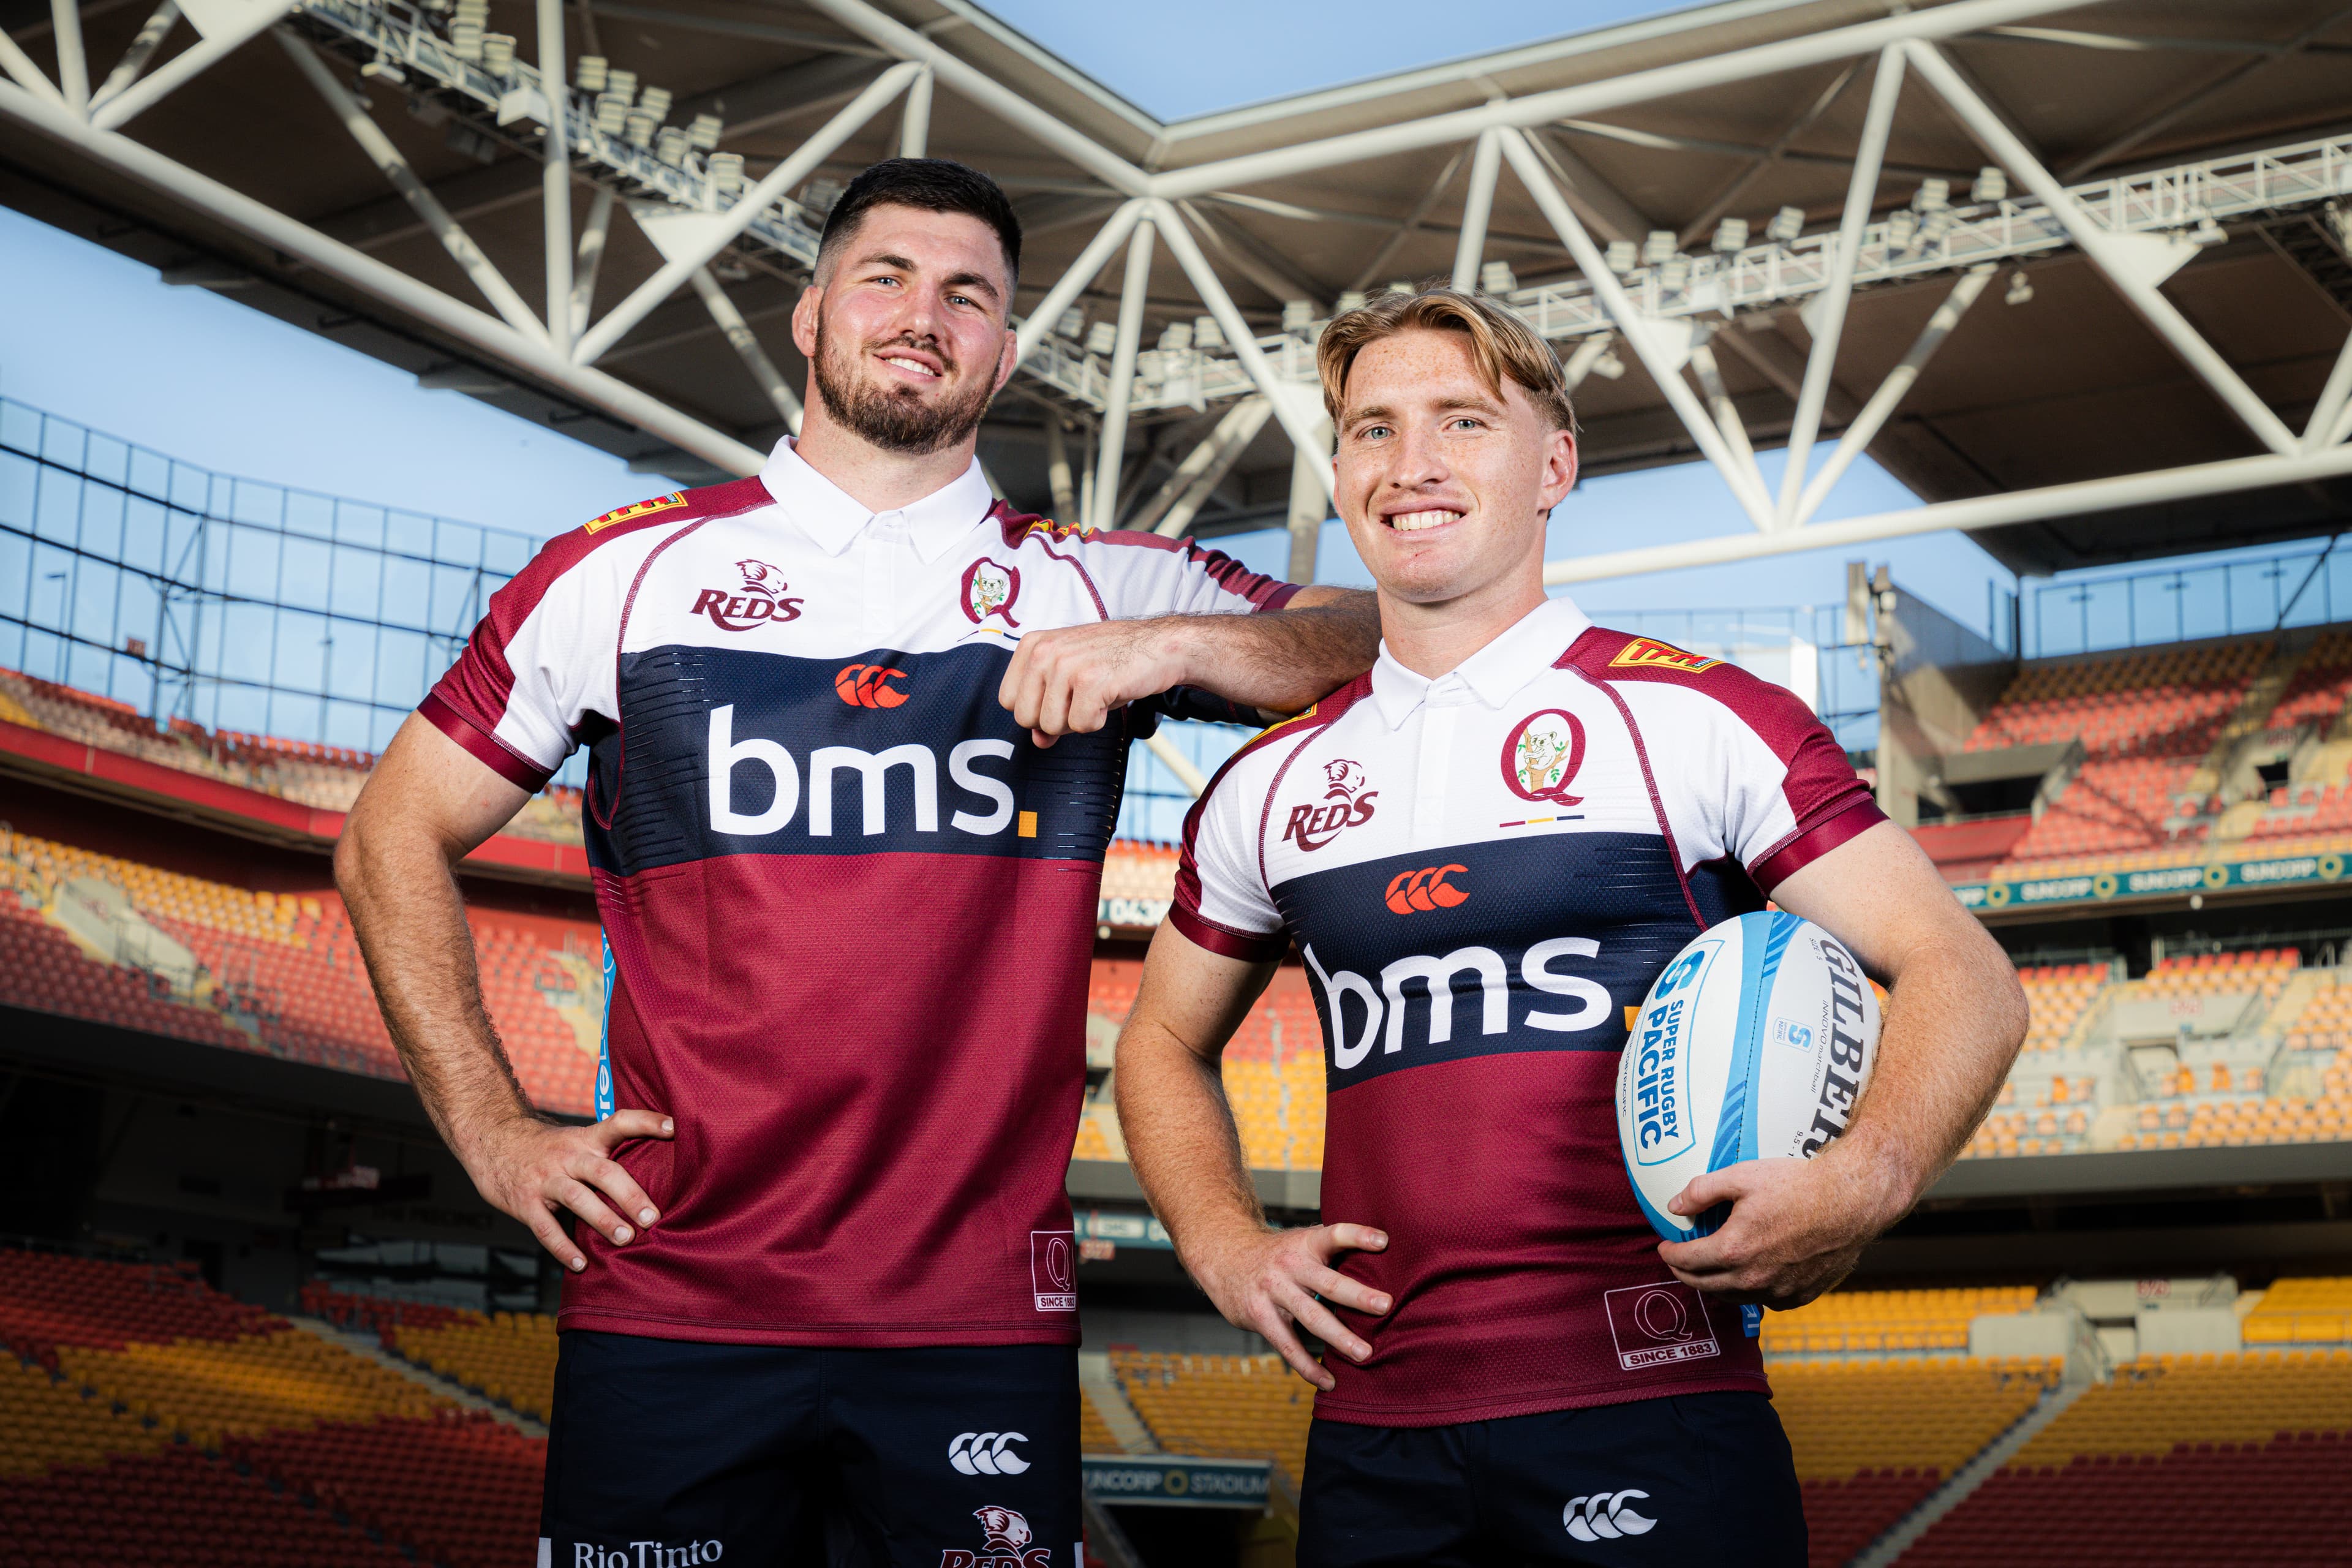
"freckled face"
1333,328,1577,606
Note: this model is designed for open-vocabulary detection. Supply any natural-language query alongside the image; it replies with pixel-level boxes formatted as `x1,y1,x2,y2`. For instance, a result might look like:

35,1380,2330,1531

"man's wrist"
1832,1126,1931,1232
1144,614,1212,693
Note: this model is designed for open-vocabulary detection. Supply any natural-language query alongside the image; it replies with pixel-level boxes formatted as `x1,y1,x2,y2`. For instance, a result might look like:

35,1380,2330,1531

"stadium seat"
1110,1351,1316,1485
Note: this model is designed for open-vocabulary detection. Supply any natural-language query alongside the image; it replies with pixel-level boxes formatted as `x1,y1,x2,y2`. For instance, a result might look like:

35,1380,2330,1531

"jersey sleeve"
1170,741,1289,962
417,527,628,792
1079,529,1300,620
1612,663,1886,895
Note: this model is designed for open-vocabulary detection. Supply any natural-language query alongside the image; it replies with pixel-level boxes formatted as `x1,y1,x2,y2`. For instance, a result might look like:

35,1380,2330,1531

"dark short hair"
815,157,1022,288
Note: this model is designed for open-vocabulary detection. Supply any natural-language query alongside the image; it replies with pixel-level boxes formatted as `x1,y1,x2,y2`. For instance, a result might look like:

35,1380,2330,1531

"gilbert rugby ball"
1616,910,1880,1242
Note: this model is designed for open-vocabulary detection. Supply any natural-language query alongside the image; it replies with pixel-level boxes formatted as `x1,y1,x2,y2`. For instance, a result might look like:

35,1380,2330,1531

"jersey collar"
1370,593,1594,729
758,436,995,564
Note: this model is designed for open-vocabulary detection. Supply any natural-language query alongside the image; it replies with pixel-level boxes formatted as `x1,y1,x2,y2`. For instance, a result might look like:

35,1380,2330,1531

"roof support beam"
1175,198,1322,311
278,31,551,346
1452,128,1504,290
1525,129,1654,248
1148,197,1335,500
2310,328,2352,453
1902,39,2299,456
1497,126,1774,530
536,0,573,353
1687,325,1765,505
1092,216,1157,530
1777,45,1904,528
94,0,299,130
1545,444,2352,587
1793,263,1995,526
690,267,803,434
50,0,88,115
1011,200,1148,368
0,72,763,474
0,24,66,107
91,1,179,108
1676,59,1860,249
898,64,932,158
1142,396,1272,537
570,184,613,339
1346,145,1466,296
1145,0,2105,200
573,59,922,366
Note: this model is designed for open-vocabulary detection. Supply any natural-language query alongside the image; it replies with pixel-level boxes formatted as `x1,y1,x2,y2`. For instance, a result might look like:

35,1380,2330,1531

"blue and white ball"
1615,911,1880,1241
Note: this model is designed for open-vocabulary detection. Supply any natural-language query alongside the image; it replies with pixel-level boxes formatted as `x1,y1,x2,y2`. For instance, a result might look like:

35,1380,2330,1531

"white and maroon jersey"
1172,595,1883,1426
422,439,1293,1346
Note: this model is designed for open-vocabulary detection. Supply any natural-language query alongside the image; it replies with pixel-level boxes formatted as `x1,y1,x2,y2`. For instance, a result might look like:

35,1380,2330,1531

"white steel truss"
1,0,2348,584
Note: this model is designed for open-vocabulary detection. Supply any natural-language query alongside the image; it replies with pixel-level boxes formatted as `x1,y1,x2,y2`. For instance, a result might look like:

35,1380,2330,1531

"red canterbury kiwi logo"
834,663,911,708
1384,864,1468,914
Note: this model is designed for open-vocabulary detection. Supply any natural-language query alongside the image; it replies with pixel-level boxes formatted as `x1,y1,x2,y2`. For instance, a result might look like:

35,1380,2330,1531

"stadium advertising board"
1081,1456,1271,1509
1953,853,2351,914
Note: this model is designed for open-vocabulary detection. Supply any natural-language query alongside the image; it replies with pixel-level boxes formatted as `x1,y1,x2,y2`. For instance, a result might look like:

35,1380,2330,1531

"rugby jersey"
1172,594,1883,1425
423,437,1293,1346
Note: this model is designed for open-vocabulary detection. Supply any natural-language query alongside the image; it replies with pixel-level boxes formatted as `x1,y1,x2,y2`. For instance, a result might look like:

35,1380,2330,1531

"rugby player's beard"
810,319,993,456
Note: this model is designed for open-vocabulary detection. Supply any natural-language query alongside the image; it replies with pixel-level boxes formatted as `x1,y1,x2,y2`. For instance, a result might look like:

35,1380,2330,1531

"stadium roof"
1,0,2348,578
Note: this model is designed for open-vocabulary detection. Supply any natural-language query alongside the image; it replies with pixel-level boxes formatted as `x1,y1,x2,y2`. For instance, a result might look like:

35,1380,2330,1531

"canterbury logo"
835,663,911,708
1383,865,1468,914
948,1431,1031,1476
1564,1490,1656,1541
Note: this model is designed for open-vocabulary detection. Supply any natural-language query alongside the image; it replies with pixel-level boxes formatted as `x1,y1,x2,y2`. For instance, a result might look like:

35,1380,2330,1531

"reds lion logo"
940,1504,1050,1567
690,557,804,631
1283,758,1378,852
1502,709,1586,805
961,557,1021,627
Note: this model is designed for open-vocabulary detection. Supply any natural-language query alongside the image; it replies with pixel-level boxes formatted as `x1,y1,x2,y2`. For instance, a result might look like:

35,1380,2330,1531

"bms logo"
1283,759,1378,851
939,1505,1051,1568
1564,1490,1657,1542
1303,937,1614,1071
690,558,804,631
948,1431,1030,1476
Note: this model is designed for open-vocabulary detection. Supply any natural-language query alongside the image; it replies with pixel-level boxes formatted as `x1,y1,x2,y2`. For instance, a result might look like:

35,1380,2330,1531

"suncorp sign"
1081,1456,1272,1509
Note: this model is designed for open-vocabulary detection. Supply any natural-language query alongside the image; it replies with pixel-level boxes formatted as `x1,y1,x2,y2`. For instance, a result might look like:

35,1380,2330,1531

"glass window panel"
85,434,129,488
229,478,284,529
381,555,432,630
330,548,383,621
0,450,36,527
285,491,336,540
336,503,387,551
34,469,82,544
78,487,125,564
279,536,333,614
226,523,284,604
273,608,330,695
215,601,276,687
127,447,172,502
39,418,83,469
0,401,42,454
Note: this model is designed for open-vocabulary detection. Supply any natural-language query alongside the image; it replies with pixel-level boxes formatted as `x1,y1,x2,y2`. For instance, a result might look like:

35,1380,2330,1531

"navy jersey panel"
543,1332,1082,1568
1297,1392,1806,1568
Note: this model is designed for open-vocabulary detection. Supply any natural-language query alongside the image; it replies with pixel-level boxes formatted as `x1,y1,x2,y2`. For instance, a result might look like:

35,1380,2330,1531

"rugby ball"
1615,911,1880,1241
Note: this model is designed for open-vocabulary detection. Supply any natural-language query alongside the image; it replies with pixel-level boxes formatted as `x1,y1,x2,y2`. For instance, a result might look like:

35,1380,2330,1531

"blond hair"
1315,285,1577,434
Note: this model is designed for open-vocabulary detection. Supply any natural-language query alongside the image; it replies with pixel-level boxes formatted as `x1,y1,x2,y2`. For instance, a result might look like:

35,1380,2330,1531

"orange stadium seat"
1111,1351,1315,1485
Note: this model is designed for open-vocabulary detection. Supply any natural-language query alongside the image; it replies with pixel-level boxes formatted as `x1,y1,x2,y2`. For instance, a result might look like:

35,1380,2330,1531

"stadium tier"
1,824,601,1116
0,1248,546,1568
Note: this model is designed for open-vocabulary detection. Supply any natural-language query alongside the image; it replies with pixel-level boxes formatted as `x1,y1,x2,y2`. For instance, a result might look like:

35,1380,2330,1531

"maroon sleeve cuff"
1168,902,1290,962
1749,796,1888,895
1254,581,1302,612
418,691,554,793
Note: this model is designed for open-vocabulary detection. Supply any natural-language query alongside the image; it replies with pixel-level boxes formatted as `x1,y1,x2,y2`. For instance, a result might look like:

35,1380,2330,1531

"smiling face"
1334,326,1578,612
791,202,1017,456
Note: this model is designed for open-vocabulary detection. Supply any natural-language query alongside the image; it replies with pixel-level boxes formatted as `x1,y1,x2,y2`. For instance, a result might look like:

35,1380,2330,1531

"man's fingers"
1255,1311,1333,1391
1320,1223,1389,1256
1303,1265,1390,1317
594,1109,673,1147
1667,1167,1747,1217
573,1153,659,1230
1276,1283,1371,1364
524,1209,587,1273
552,1177,633,1245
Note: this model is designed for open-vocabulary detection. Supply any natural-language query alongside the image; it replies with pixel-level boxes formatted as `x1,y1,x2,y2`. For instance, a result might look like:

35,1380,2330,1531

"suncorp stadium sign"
1082,1455,1271,1509
1954,853,2350,913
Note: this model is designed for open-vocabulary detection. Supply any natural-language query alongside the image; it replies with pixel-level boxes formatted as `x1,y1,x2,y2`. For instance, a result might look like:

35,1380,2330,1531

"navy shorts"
1298,1391,1806,1568
540,1332,1080,1568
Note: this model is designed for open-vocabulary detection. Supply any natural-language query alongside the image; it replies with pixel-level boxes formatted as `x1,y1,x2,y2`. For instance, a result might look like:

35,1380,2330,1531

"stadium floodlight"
1589,349,1626,380
1057,307,1087,340
1194,314,1225,350
1158,320,1194,352
1280,300,1314,334
480,33,516,75
1972,165,2008,203
358,53,405,86
1336,290,1368,314
1888,208,1920,250
623,109,657,149
1659,254,1691,292
1711,217,1749,253
654,127,688,167
1385,280,1412,295
688,115,723,153
592,92,627,136
1085,320,1118,356
1913,177,1950,212
2005,270,2035,306
1479,260,1518,295
1605,239,1638,275
448,17,483,59
2191,208,2226,246
1643,228,1677,265
574,56,608,92
1766,205,1806,244
605,68,637,103
641,86,673,121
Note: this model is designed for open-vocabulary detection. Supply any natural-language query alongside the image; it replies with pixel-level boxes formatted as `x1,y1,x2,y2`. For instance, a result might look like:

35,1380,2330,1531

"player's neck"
791,401,980,515
1378,567,1550,680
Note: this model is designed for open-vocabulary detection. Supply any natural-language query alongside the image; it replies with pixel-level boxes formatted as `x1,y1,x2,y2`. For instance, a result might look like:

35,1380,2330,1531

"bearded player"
1115,288,2026,1566
337,159,1377,1566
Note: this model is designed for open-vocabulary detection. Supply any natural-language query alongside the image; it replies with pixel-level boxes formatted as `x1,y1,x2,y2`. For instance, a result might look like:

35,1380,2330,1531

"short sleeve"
418,531,625,792
1080,530,1299,622
1170,750,1288,962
